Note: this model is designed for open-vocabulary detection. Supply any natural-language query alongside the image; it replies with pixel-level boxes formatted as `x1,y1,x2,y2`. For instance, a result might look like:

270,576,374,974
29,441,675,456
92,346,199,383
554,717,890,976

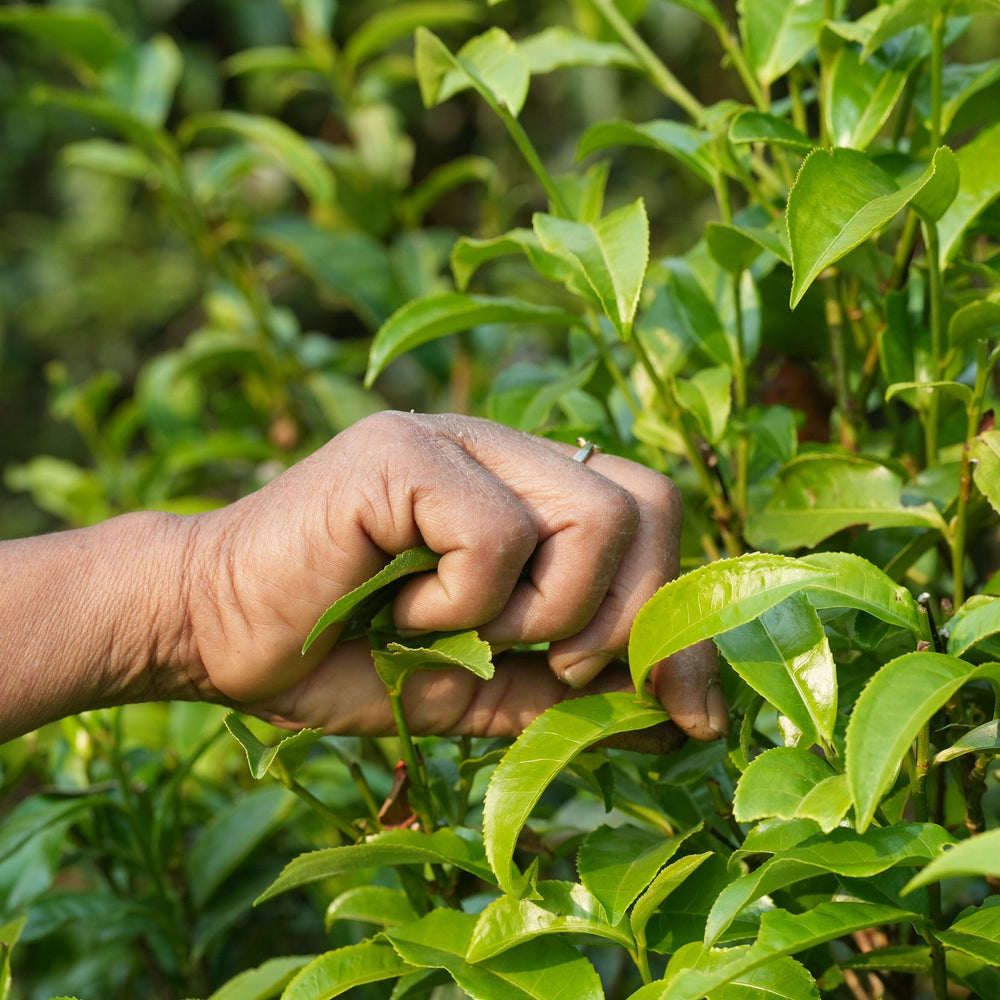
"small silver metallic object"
572,438,600,464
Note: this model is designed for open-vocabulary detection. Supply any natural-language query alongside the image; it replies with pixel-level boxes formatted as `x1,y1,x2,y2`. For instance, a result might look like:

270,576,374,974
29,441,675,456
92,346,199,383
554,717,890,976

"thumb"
652,640,728,742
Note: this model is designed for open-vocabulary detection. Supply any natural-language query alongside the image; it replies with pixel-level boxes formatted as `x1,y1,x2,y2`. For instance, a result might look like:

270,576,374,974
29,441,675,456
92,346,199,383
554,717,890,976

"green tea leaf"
283,941,415,1000
733,748,839,824
449,229,582,293
935,899,1000,965
933,719,1000,764
256,828,495,904
918,59,1000,137
745,453,948,551
343,2,480,71
179,111,336,210
705,222,791,273
372,630,494,691
949,298,1000,347
946,597,1000,656
483,693,669,895
938,121,1000,265
705,824,950,945
519,26,638,74
533,199,649,339
695,956,821,999
577,120,716,186
187,785,295,909
629,853,713,941
415,27,529,116
325,887,419,932
787,146,956,307
467,880,635,962
385,909,604,1000
824,46,910,150
738,0,827,88
904,828,1000,893
798,551,920,632
104,35,182,128
846,652,987,831
206,955,313,1000
629,553,835,693
577,825,698,924
365,294,580,387
716,593,837,745
224,714,323,780
303,546,440,653
0,7,126,71
970,430,1000,516
728,110,813,152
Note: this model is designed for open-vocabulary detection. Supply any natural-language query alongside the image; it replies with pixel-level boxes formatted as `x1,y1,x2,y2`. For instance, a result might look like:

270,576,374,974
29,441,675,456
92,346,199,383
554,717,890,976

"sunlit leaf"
224,713,323,780
384,909,604,1000
824,46,910,150
483,693,668,895
705,222,791,273
533,199,649,339
738,0,827,88
938,121,1000,265
933,719,1000,764
205,956,313,1000
745,453,948,551
365,294,580,387
577,825,698,924
282,941,415,1000
519,26,638,74
372,630,494,691
846,652,989,831
325,887,418,932
733,748,839,825
256,828,495,904
903,828,1000,893
577,120,716,186
629,554,835,693
935,899,1000,965
729,110,813,152
970,430,1000,517
629,853,713,942
467,880,635,961
787,146,957,307
0,7,126,71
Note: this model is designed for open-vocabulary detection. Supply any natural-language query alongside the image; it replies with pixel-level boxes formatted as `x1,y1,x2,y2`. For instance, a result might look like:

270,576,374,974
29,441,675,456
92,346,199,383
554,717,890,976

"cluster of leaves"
3,0,1000,998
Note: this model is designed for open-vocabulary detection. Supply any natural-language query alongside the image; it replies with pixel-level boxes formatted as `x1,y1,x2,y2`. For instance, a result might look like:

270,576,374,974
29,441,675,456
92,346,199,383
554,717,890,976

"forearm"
0,511,197,743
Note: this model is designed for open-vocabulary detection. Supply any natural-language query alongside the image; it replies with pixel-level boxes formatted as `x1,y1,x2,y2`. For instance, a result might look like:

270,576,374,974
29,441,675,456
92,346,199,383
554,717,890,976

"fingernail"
561,659,601,690
705,682,730,738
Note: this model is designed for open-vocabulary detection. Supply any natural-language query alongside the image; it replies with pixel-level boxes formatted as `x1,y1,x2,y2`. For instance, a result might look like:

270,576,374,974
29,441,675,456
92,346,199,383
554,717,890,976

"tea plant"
3,0,1000,998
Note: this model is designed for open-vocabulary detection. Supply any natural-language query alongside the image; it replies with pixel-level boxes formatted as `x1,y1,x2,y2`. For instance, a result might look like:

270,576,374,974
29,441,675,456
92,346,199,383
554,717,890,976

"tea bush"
1,1,1000,998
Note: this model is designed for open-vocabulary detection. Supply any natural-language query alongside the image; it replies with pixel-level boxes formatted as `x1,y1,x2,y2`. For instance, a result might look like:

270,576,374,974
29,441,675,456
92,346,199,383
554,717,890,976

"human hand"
173,412,725,741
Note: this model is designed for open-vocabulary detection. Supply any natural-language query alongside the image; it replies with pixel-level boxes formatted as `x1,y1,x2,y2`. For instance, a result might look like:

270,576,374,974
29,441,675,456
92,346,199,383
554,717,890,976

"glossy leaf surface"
467,880,634,961
257,828,495,904
904,828,1000,892
385,909,604,1000
846,653,986,831
205,956,312,1000
739,0,827,87
933,719,1000,764
629,853,713,941
577,824,697,924
577,120,715,186
324,887,419,932
282,942,415,1000
824,46,909,150
787,147,956,307
365,294,579,387
629,554,835,692
935,899,1000,965
533,199,649,339
746,454,948,551
733,748,838,824
728,111,812,152
483,693,668,895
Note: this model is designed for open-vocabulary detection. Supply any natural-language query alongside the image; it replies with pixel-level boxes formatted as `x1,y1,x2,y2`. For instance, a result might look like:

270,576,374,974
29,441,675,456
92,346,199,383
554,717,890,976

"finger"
541,449,682,687
651,640,728,742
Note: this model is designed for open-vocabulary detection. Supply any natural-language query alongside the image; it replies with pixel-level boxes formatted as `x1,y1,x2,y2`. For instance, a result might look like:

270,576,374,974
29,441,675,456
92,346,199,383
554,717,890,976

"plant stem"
715,26,768,111
923,219,945,467
388,687,435,831
498,108,574,218
826,279,857,450
283,776,355,839
587,0,704,122
929,9,946,150
732,273,749,524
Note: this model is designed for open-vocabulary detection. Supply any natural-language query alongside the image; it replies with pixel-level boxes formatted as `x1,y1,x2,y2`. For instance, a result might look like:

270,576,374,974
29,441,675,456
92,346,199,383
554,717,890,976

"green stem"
923,219,945,467
826,279,857,450
929,9,946,150
632,939,652,985
732,273,749,523
715,27,768,111
588,0,704,121
284,777,354,839
388,688,435,831
498,108,574,218
888,210,921,291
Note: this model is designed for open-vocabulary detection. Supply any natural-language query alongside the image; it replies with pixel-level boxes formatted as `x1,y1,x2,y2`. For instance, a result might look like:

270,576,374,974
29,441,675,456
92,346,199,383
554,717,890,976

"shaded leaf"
949,298,1000,347
739,0,827,88
846,652,989,831
484,693,669,895
630,853,713,941
0,7,126,71
283,941,415,1000
385,909,604,1000
787,147,957,307
520,26,638,74
938,121,1000,265
705,222,791,273
933,719,1000,764
629,553,835,693
936,899,1000,966
257,828,495,904
729,110,813,152
372,630,494,691
365,294,580,387
533,199,649,339
449,229,582,293
745,453,948,551
467,880,635,962
577,825,698,924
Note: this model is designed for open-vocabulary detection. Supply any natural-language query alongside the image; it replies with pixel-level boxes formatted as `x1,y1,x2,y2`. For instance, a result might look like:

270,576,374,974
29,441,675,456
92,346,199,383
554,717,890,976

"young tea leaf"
282,941,416,1000
903,828,1000,893
205,955,314,1000
577,120,716,186
483,692,669,895
728,110,813,153
933,719,1000,764
946,596,1000,657
325,887,418,932
732,748,839,825
970,430,1000,517
629,553,835,693
224,713,323,780
934,899,1000,966
938,120,1000,265
302,546,440,653
533,199,649,339
846,653,991,831
739,0,826,87
372,630,494,691
629,853,713,944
